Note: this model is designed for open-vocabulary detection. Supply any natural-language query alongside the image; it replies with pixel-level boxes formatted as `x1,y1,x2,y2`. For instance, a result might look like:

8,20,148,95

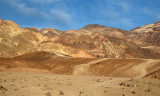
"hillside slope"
0,51,159,79
0,19,159,58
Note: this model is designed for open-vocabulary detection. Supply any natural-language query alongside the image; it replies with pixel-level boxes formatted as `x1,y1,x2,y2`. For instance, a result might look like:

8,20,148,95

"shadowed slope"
0,51,160,79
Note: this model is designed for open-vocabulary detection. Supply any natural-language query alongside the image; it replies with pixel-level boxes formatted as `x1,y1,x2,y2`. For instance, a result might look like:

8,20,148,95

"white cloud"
3,0,50,18
105,0,130,12
140,8,160,20
156,14,160,19
120,2,129,12
3,0,37,15
10,2,37,14
102,10,119,19
29,0,61,4
119,18,133,26
50,9,71,23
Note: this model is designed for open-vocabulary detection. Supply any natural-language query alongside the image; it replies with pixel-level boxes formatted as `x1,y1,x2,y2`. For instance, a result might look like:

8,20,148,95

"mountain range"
0,18,159,59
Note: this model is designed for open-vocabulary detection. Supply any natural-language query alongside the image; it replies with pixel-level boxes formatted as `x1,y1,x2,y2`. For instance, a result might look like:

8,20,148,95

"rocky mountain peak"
1,20,20,28
82,24,106,30
155,21,160,24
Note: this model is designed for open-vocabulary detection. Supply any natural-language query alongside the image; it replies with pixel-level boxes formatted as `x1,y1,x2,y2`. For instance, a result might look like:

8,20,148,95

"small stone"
45,92,51,96
4,79,7,82
13,88,19,91
44,84,47,87
97,79,103,82
127,84,130,87
0,85,3,88
145,88,152,92
59,90,64,95
80,91,85,94
134,85,137,87
0,85,8,91
131,91,136,94
129,79,134,81
122,94,125,96
97,79,101,82
119,82,126,86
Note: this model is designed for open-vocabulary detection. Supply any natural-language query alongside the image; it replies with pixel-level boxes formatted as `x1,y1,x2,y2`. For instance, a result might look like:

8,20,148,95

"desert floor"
0,54,160,96
0,70,160,96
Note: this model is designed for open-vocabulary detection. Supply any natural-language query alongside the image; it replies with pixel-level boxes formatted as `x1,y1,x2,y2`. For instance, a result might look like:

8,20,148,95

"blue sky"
0,0,160,31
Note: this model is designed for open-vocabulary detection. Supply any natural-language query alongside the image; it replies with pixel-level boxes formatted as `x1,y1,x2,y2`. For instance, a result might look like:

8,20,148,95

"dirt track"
131,59,160,79
73,58,160,79
0,56,160,96
73,58,107,75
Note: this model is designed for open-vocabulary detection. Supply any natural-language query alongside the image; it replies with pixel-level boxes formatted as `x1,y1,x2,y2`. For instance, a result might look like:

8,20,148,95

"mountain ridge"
0,19,159,58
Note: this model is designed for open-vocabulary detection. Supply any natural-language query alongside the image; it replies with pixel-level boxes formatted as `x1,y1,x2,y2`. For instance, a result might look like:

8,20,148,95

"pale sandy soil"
0,55,160,96
0,71,160,96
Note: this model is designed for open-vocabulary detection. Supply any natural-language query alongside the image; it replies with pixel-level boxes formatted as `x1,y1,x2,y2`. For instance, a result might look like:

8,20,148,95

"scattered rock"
122,94,125,96
80,91,85,94
145,88,152,92
4,79,7,82
129,79,134,81
0,85,8,91
45,92,52,96
126,84,130,87
131,91,136,94
119,82,126,86
59,90,64,95
13,88,19,91
97,79,103,82
44,84,47,87
134,85,137,87
57,83,62,85
119,82,135,87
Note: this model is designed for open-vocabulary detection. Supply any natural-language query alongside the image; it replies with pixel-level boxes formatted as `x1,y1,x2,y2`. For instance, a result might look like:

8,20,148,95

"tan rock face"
129,21,160,47
0,19,159,58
